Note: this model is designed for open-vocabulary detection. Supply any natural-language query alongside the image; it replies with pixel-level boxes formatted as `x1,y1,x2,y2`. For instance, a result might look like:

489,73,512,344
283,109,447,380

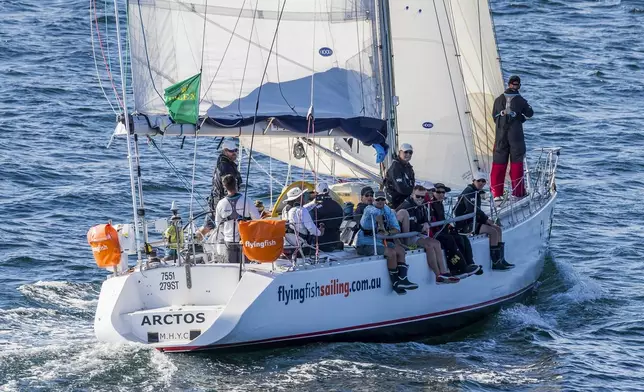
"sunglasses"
414,195,425,199
510,83,520,87
364,193,374,197
403,150,413,155
375,198,386,202
475,179,487,183
226,148,239,153
434,190,446,194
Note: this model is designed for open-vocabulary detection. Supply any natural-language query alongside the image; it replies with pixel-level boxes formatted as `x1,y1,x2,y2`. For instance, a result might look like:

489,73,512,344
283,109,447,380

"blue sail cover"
205,68,387,146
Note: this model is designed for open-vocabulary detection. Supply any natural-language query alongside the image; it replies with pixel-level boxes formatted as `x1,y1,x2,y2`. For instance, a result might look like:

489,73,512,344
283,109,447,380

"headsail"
448,0,504,175
388,1,504,188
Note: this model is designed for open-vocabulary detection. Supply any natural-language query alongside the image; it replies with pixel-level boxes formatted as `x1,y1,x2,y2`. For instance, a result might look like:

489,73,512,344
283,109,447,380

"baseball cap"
361,186,374,197
473,171,487,181
315,182,329,194
374,190,386,200
508,75,521,85
399,143,413,152
222,139,238,151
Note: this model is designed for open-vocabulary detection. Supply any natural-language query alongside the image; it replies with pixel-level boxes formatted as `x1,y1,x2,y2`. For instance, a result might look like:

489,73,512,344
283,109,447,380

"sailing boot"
498,242,515,269
389,268,407,295
396,263,418,290
491,246,511,270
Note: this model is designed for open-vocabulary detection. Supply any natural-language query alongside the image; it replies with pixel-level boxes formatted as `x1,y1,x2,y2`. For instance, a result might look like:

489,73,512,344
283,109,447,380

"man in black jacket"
306,182,344,252
384,143,415,209
491,75,534,200
454,173,513,270
429,183,481,275
199,139,243,236
396,185,459,284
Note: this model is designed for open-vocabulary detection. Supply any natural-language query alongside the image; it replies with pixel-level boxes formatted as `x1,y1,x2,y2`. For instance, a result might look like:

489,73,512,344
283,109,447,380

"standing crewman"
491,75,534,200
199,139,243,236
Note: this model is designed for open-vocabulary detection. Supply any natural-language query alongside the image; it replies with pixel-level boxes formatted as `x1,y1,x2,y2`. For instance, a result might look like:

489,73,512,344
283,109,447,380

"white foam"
552,260,605,303
17,281,98,310
500,304,557,329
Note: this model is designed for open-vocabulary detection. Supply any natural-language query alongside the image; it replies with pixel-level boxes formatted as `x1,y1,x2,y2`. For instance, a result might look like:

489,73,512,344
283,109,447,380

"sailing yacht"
89,0,559,352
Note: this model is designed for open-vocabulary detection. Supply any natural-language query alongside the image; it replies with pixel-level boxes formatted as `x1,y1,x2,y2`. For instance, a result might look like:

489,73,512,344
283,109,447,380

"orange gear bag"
238,220,286,263
87,223,122,268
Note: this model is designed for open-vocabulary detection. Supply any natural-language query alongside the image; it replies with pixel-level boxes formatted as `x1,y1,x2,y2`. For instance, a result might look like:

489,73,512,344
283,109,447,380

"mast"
114,0,146,263
378,0,398,168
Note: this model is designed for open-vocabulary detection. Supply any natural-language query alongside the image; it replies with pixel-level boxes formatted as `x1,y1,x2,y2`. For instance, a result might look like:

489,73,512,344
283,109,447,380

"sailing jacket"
397,197,429,234
384,157,415,208
211,154,243,206
492,88,534,161
356,205,399,247
308,195,344,251
453,184,489,231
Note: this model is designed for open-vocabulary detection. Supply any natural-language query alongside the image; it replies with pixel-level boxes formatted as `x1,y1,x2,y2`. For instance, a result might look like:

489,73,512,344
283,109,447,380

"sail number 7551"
160,271,179,291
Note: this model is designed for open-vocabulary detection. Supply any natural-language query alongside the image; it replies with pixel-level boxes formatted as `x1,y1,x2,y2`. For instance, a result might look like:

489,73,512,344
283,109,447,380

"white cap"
420,181,435,191
222,139,238,151
473,171,487,181
399,143,413,152
285,187,305,201
315,182,329,194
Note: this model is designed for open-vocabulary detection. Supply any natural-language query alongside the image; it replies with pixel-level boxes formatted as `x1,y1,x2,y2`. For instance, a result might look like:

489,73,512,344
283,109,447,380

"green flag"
164,73,201,124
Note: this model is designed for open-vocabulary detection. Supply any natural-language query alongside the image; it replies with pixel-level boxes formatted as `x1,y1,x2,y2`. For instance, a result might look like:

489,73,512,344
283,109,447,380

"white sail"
240,136,380,180
128,0,380,120
388,1,478,188
448,0,504,174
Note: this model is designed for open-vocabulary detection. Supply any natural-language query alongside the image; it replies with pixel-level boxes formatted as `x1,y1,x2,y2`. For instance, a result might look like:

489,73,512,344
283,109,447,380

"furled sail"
128,0,385,146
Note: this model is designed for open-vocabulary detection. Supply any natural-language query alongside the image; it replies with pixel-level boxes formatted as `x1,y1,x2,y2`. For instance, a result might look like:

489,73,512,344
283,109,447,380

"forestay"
128,0,385,145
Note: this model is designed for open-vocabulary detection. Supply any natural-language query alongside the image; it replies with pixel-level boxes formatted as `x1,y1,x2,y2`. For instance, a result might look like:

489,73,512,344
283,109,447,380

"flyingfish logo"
244,239,277,249
91,244,108,252
277,277,382,305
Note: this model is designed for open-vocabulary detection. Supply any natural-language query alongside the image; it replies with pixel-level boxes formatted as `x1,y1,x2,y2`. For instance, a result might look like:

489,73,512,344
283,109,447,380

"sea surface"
1,0,644,390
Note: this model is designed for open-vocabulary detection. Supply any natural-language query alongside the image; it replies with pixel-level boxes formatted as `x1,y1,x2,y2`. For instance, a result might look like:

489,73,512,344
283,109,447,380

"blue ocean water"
1,0,644,390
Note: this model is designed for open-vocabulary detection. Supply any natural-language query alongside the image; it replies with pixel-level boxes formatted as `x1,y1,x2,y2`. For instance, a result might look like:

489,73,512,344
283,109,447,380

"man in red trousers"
491,75,534,200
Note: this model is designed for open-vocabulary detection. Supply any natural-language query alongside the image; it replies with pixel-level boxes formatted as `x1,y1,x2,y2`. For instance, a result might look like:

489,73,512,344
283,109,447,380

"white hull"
95,193,556,352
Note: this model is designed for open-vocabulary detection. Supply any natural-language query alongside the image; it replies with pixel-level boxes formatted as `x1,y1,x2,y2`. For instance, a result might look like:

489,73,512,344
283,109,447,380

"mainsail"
129,2,384,138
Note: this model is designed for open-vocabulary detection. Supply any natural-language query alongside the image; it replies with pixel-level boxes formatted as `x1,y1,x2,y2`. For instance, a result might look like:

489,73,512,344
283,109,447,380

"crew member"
306,182,344,252
384,143,415,209
491,75,534,200
283,187,324,255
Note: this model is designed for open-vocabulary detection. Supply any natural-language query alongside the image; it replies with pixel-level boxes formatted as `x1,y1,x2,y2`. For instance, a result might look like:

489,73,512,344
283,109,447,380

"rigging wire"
237,0,260,119
89,0,117,114
136,0,166,103
432,0,475,177
91,0,123,110
200,0,248,103
477,0,491,172
241,0,288,218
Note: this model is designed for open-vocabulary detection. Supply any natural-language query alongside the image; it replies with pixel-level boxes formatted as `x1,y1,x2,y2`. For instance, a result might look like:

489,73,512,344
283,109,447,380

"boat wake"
0,281,177,392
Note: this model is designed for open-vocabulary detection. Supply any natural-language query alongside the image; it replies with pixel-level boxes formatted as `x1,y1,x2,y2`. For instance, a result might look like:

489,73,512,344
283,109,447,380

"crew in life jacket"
357,190,418,295
340,186,374,246
305,182,344,252
429,183,481,276
282,187,324,255
384,143,416,209
454,173,514,270
491,75,534,200
396,184,459,284
214,174,260,263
